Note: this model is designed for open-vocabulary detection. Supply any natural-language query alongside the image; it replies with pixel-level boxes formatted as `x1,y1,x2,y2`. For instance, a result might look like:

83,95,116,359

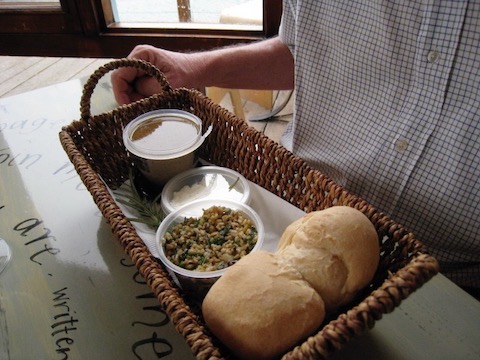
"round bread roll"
202,206,379,359
202,250,325,360
277,206,379,310
277,246,347,311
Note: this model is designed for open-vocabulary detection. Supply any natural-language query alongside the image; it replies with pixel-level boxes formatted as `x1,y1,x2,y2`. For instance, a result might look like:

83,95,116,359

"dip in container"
123,110,211,187
156,199,264,301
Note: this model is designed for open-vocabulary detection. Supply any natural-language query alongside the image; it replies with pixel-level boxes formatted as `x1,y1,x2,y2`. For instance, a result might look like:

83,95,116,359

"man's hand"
111,45,202,105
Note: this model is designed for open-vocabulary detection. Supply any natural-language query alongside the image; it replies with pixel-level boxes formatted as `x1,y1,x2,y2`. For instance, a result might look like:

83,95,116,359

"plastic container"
123,109,212,187
155,199,264,301
160,166,251,214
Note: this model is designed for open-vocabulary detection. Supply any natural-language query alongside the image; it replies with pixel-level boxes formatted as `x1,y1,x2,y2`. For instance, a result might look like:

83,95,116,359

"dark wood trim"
0,12,80,33
0,0,82,33
0,33,257,58
177,0,192,23
264,0,282,37
74,0,103,35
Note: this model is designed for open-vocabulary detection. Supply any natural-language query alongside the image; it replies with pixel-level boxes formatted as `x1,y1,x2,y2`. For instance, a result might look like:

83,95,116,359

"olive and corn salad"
162,205,258,271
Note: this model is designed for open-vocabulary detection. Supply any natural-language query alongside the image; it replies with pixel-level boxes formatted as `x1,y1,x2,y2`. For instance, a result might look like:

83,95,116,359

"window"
111,0,263,30
0,0,281,58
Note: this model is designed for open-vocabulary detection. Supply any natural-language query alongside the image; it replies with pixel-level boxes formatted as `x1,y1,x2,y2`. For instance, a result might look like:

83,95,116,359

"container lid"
161,166,251,214
123,109,203,159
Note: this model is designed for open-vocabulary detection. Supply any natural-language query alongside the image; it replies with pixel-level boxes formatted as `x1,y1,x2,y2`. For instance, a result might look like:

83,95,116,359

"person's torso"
279,0,480,287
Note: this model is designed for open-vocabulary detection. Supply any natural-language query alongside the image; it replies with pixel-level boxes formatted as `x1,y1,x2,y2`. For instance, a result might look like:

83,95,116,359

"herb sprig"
114,171,165,229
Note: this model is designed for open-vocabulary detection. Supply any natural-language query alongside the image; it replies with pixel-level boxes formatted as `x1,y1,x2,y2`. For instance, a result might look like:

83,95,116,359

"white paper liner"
109,179,305,258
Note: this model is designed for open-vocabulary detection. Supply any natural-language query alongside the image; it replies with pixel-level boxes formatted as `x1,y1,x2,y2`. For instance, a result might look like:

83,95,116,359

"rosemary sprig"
114,171,165,229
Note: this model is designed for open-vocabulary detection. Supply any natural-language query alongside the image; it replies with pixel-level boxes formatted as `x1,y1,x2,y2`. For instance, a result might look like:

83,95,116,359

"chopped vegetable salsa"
162,205,258,271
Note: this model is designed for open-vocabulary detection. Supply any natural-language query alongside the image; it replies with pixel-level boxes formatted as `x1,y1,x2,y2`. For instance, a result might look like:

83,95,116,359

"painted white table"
0,76,479,360
0,77,195,360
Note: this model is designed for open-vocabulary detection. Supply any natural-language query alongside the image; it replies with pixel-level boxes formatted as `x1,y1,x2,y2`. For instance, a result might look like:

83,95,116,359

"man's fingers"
135,76,163,96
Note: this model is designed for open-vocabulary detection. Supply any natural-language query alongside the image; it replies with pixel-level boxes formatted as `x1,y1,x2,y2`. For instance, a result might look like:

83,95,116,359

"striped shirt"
279,0,479,290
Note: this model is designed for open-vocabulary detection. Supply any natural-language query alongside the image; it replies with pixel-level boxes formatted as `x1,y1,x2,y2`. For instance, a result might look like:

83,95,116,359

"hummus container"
123,109,212,187
160,166,251,214
156,199,264,301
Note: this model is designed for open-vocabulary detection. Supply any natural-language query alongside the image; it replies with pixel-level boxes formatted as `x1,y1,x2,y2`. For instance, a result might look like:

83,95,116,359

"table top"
0,57,479,360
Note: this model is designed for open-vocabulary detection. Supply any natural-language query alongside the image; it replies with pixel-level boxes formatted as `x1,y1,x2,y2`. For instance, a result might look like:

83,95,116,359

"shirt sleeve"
278,0,296,55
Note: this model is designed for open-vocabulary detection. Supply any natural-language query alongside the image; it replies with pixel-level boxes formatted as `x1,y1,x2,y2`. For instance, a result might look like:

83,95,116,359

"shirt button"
394,138,409,152
427,50,440,63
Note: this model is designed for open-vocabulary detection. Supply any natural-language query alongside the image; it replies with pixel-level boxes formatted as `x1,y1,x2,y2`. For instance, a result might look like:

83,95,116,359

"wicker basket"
59,59,439,360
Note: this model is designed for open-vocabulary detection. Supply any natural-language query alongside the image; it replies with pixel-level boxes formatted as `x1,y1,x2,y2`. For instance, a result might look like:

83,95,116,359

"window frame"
0,0,282,58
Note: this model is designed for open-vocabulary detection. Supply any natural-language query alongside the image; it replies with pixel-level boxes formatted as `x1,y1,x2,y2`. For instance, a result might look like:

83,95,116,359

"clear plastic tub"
155,199,264,301
160,166,251,214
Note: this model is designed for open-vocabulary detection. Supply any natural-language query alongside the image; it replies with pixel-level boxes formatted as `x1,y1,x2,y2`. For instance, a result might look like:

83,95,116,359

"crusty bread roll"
202,250,325,360
277,246,348,311
277,206,379,310
202,206,379,359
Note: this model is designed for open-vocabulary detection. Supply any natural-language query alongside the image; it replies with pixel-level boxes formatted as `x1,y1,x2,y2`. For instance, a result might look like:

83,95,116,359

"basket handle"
80,58,172,121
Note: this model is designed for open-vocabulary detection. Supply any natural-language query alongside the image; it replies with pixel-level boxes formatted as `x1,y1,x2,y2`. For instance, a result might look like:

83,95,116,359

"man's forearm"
192,37,294,90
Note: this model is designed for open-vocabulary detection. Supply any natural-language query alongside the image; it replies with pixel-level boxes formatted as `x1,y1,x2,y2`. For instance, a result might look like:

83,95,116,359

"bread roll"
202,206,379,359
202,251,325,360
277,206,379,310
277,246,348,311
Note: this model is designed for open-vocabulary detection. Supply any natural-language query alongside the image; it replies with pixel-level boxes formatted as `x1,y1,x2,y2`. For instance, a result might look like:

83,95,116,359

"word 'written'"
51,287,79,359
